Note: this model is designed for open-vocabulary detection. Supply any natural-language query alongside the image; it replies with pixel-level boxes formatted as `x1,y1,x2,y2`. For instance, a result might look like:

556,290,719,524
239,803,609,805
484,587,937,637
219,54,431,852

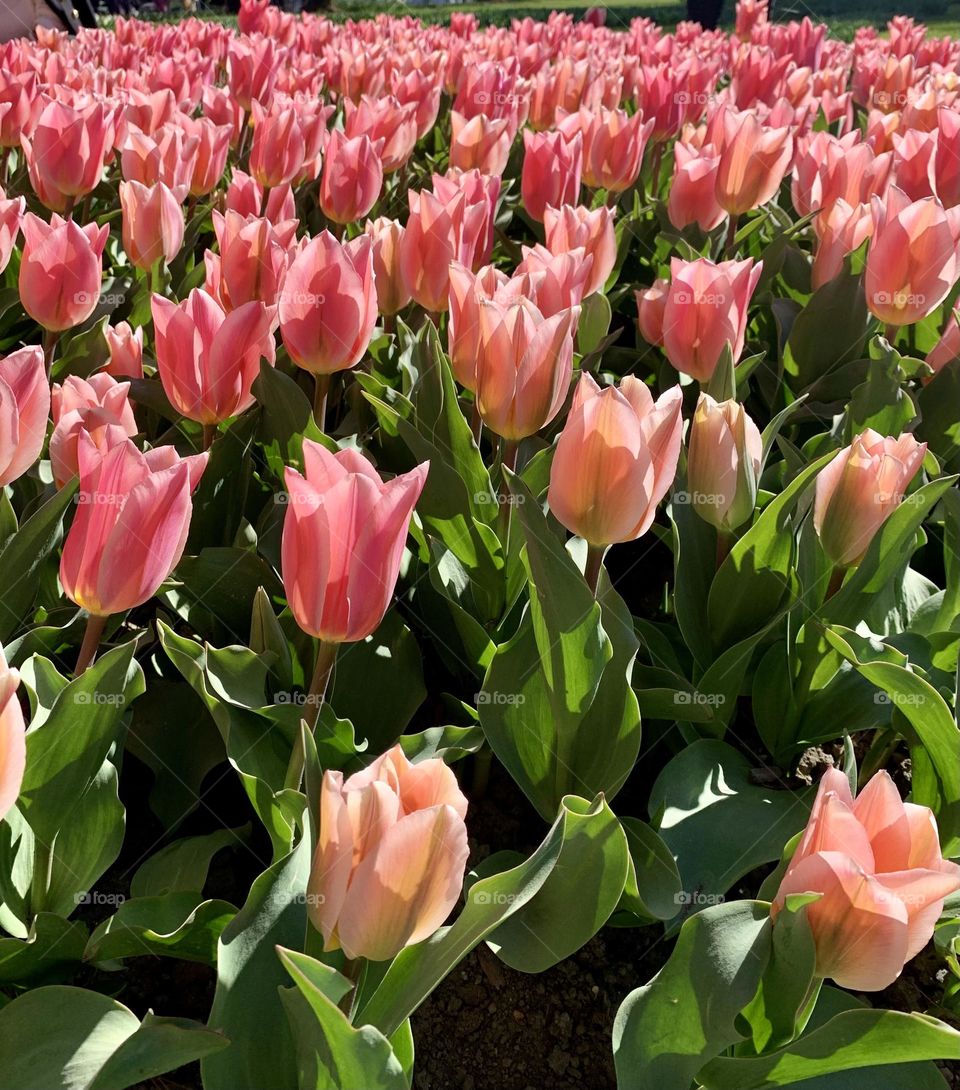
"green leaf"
0,913,87,984
616,816,683,923
131,829,242,898
171,547,285,643
612,901,773,1090
84,893,236,965
485,794,630,972
784,265,869,388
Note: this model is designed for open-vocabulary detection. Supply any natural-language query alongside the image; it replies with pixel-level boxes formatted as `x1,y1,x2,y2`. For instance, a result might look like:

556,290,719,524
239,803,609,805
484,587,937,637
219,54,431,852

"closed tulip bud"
19,213,109,332
152,289,276,424
279,232,377,374
307,743,468,961
60,434,208,617
774,768,960,991
22,98,113,209
449,111,513,177
865,186,960,327
448,262,510,391
319,130,384,225
119,180,187,272
635,278,668,346
431,170,500,271
521,129,583,223
282,440,428,643
212,210,298,310
364,217,411,317
103,321,144,380
687,394,762,532
249,102,306,189
548,373,683,545
661,257,763,382
0,190,24,275
50,373,138,488
0,648,25,822
474,298,579,440
543,203,616,297
715,109,793,216
0,346,50,487
814,430,927,569
668,142,726,233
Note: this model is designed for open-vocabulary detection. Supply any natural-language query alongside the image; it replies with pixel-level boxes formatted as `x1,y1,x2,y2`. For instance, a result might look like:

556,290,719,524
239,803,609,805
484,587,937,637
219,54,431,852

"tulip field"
6,1,960,1087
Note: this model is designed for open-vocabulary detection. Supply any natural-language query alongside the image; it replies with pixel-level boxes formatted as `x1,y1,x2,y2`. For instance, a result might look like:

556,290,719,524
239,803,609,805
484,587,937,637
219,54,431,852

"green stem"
41,328,59,376
716,529,735,569
284,640,339,793
584,543,606,596
470,399,483,448
884,322,899,347
725,213,739,256
497,438,519,548
75,613,108,676
314,373,332,433
30,839,53,918
825,565,845,600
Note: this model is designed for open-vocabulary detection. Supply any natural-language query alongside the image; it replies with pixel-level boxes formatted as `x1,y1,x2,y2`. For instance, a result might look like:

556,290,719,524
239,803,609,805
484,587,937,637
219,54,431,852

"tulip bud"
50,373,138,488
179,116,233,198
668,142,726,233
715,108,793,216
249,102,306,189
22,99,113,210
521,129,583,223
447,263,510,391
449,111,513,177
0,346,50,486
0,647,25,822
811,199,873,290
635,278,668,346
344,94,419,174
0,189,24,275
307,743,468,961
19,213,109,332
364,217,411,317
687,394,762,532
60,435,208,617
548,373,683,546
119,180,187,271
814,430,927,569
774,768,960,991
281,440,428,643
103,322,144,381
212,210,297,310
319,130,384,225
120,124,199,191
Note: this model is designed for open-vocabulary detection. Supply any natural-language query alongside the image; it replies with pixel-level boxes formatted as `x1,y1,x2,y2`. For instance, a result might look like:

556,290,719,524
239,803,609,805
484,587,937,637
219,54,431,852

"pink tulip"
21,98,113,210
152,288,276,424
212,210,298,311
249,102,306,189
120,124,198,191
514,245,593,317
0,648,25,822
224,169,296,223
934,107,960,209
774,768,960,991
364,217,411,317
281,439,428,643
521,129,583,223
119,180,187,272
543,204,617,297
431,169,500,270
447,262,514,391
279,232,377,375
50,373,138,488
307,743,467,961
814,430,927,568
926,308,960,375
19,213,109,332
103,322,144,380
865,186,960,327
563,107,653,193
449,111,513,177
179,116,233,198
344,94,419,174
636,278,668,346
60,434,208,617
715,108,793,216
812,199,873,290
0,346,50,486
548,373,683,546
687,394,762,532
661,257,763,382
319,130,384,226
474,298,579,440
0,189,24,275
668,142,727,233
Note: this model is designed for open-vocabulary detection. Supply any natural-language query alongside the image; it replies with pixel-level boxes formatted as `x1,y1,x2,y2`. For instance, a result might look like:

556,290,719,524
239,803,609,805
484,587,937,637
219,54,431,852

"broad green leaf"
0,913,86,984
131,828,243,898
616,816,683,923
84,893,236,965
784,265,869,388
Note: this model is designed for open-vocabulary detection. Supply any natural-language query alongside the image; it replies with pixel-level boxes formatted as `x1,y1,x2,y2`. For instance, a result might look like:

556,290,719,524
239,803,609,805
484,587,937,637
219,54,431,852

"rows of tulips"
2,1,960,1087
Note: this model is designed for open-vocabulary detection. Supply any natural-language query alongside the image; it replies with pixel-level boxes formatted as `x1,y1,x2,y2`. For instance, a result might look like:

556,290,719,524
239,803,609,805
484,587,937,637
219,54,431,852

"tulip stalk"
284,639,339,792
584,544,606,596
313,373,331,433
74,613,108,676
41,328,58,375
724,214,739,256
497,439,518,548
202,423,218,452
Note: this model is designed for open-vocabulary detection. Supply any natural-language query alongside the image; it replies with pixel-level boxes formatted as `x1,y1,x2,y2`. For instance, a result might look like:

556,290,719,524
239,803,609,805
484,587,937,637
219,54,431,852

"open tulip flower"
50,373,138,487
19,213,109,332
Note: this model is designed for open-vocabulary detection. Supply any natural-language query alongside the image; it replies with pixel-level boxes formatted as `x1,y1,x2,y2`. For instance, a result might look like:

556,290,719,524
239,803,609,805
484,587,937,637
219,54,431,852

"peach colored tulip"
0,71,38,151
50,374,138,488
636,278,668,346
447,262,512,391
212,210,298,311
431,169,500,270
521,129,583,223
307,743,467,961
934,107,960,209
812,199,873,290
119,180,187,272
814,430,927,568
774,768,960,991
0,189,24,275
179,116,233,198
543,204,616,297
391,67,443,140
344,94,419,174
279,232,377,374
60,434,208,617
319,130,384,226
661,257,762,382
474,299,579,440
715,108,793,216
152,289,276,424
281,440,428,644
548,373,683,546
249,102,306,189
567,107,654,193
687,394,762,532
103,322,144,380
364,217,411,318
19,214,109,332
21,98,113,210
668,142,726,233
0,347,50,487
515,245,593,317
120,124,198,191
0,648,25,822
224,169,296,223
449,111,513,177
865,187,960,327
926,308,960,375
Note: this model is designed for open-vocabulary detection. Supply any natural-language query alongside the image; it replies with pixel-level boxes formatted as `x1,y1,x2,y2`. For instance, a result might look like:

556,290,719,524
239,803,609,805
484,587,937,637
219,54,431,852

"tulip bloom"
0,346,50,487
636,278,668,346
279,232,377,374
577,108,654,193
307,743,468,961
661,257,763,382
319,130,384,226
119,180,187,272
543,204,617,297
281,440,428,643
22,99,113,210
364,218,411,317
50,373,138,488
225,169,296,223
926,309,960,375
0,189,24,275
865,187,960,327
19,214,109,332
449,111,513,177
548,373,683,546
475,299,579,440
0,648,25,822
212,211,297,311
60,434,208,618
152,289,276,424
104,322,144,380
814,430,927,569
344,95,419,174
668,142,726,233
812,199,873,290
447,263,510,391
521,130,583,223
179,116,233,198
773,768,960,991
120,125,199,191
715,109,793,216
687,395,762,532
249,102,306,189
